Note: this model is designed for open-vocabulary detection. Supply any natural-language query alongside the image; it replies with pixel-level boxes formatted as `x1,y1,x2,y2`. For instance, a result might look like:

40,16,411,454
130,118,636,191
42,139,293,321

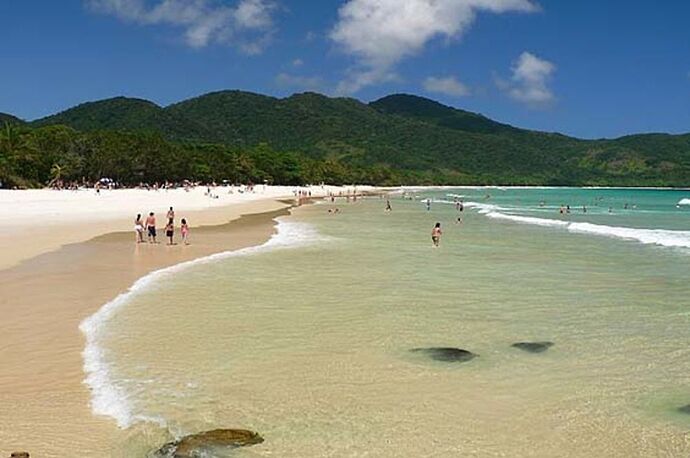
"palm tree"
48,163,65,188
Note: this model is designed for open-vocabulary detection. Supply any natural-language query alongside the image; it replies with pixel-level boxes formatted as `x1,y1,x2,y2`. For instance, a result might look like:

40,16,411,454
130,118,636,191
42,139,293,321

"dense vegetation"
2,91,689,188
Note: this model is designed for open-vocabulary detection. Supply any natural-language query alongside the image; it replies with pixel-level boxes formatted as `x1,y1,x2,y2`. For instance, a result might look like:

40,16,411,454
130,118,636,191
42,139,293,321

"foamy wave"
463,202,503,214
567,223,690,248
79,219,325,429
485,211,569,228
678,198,690,205
471,203,690,249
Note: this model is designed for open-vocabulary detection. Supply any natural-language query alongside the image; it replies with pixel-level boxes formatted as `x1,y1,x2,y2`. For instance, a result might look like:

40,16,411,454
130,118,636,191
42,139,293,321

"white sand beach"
0,184,376,457
0,185,371,270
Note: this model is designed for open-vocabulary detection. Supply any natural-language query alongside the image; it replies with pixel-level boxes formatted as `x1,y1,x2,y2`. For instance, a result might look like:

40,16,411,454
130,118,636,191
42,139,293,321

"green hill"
33,97,213,140
0,113,25,125
14,90,690,186
163,91,586,183
370,94,519,134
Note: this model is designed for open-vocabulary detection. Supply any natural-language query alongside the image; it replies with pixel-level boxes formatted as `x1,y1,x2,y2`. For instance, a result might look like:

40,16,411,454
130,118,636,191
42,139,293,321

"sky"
1,0,689,139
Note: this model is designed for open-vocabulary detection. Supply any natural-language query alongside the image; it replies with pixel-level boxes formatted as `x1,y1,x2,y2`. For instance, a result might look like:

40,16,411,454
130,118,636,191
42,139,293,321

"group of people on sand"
134,206,190,246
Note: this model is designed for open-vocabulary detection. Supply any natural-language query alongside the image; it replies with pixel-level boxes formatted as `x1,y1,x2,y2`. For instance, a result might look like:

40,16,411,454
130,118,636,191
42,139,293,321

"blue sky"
1,0,689,139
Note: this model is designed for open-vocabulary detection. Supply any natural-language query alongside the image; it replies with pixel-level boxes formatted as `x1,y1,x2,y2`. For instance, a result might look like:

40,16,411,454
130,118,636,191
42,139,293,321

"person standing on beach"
181,218,190,245
167,206,175,222
134,214,144,243
165,219,175,245
145,212,157,243
385,199,392,212
431,222,442,248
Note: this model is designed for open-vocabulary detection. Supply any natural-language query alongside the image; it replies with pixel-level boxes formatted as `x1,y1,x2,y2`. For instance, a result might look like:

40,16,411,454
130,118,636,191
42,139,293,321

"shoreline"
0,185,377,270
80,212,314,430
0,200,297,457
396,185,690,191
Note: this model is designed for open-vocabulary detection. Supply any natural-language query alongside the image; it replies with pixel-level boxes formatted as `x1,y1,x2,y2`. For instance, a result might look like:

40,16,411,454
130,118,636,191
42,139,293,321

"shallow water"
88,188,690,456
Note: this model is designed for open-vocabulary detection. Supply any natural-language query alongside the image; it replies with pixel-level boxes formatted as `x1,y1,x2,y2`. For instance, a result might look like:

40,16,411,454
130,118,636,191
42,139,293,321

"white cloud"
498,51,556,107
292,58,304,67
86,0,277,52
275,73,325,92
234,0,274,29
336,68,399,95
423,76,470,97
330,0,538,93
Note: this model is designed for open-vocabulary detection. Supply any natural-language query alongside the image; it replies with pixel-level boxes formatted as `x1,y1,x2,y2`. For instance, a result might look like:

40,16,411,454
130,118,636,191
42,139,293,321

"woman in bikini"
431,222,442,247
134,214,144,243
180,218,190,245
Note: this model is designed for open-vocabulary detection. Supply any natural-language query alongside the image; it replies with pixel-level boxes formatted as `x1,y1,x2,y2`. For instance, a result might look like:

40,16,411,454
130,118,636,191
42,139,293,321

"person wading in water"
431,222,442,248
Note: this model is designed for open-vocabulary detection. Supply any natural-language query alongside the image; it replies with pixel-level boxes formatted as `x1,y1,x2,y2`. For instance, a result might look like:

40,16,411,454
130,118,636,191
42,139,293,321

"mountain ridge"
1,89,688,186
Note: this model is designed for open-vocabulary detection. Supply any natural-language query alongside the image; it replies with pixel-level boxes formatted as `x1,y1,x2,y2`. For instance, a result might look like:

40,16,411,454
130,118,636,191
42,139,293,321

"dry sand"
0,185,367,270
0,185,379,456
0,191,324,457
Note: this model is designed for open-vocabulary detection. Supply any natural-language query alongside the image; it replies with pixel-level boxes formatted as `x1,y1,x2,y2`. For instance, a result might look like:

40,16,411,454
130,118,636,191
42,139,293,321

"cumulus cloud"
330,0,538,93
86,0,277,52
423,76,470,97
498,51,556,107
275,73,325,92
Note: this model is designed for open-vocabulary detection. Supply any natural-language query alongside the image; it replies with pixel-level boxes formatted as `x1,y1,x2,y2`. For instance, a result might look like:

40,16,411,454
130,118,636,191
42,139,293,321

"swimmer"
431,222,442,247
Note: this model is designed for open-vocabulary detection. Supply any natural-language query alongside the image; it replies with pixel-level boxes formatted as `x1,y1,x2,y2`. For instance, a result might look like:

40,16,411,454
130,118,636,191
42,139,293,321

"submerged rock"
677,404,690,414
411,347,478,363
154,429,264,458
511,341,554,353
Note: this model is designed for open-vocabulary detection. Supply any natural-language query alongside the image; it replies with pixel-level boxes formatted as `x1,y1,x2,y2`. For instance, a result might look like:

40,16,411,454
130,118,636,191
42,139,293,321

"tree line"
0,123,437,188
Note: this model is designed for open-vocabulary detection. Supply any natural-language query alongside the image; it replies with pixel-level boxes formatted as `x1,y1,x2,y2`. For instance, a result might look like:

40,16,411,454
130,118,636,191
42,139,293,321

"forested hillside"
1,90,688,188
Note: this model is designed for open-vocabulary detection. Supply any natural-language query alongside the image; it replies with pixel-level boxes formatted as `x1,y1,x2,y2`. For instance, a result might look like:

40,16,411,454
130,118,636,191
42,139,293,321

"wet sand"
0,202,291,457
0,196,294,271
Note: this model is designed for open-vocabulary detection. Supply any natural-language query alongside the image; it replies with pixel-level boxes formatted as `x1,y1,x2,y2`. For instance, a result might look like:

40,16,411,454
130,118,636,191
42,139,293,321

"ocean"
82,187,690,457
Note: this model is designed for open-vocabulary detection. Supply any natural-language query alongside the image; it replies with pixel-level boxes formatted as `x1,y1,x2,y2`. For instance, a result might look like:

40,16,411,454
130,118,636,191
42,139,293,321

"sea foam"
567,222,690,248
470,203,690,250
79,218,325,429
485,211,569,228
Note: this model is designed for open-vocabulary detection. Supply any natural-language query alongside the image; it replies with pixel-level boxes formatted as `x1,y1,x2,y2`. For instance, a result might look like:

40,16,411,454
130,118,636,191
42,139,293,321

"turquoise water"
88,188,690,457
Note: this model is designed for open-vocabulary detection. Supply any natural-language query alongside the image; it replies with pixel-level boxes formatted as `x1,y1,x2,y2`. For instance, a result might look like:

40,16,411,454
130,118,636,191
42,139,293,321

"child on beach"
165,219,175,245
180,218,190,245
